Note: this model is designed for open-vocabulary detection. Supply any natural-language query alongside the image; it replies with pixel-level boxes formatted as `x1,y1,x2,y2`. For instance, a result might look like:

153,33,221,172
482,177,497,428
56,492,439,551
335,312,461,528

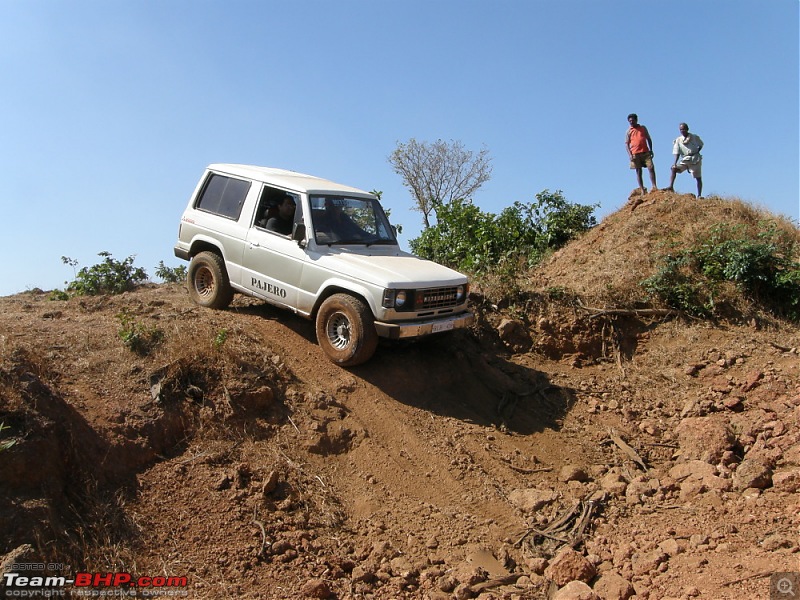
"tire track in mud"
237,306,579,551
252,323,532,538
341,391,527,534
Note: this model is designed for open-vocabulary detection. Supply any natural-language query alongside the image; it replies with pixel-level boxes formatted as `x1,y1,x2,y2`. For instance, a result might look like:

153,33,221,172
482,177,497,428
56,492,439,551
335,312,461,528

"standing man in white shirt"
665,123,704,197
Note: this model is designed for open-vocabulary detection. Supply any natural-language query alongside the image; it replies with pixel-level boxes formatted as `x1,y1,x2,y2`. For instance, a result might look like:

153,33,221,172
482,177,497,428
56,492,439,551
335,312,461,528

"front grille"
417,287,460,310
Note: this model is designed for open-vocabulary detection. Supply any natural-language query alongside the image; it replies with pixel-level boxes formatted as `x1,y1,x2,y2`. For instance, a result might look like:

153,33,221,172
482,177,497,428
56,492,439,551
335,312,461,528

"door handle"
249,241,260,248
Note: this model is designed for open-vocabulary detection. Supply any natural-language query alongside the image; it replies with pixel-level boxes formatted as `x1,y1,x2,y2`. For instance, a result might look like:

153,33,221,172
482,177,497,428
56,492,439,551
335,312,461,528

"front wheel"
315,294,378,367
187,251,233,309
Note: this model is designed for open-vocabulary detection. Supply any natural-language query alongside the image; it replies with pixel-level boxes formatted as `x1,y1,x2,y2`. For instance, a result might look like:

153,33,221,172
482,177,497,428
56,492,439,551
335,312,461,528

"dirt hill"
1,191,799,599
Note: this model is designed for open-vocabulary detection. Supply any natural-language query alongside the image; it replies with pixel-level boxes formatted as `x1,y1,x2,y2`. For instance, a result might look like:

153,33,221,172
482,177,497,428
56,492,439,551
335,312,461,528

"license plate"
431,321,455,333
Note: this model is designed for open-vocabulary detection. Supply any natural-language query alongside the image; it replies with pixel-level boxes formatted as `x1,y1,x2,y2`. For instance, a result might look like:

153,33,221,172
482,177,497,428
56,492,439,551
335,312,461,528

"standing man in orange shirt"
625,113,657,195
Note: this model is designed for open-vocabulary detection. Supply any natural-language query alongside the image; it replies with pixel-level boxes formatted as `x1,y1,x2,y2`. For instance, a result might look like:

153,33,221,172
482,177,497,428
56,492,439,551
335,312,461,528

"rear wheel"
315,294,378,367
187,251,233,309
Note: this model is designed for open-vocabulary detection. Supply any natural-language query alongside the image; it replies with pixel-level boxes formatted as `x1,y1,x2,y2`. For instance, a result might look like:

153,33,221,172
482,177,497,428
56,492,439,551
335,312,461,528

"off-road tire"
315,294,378,367
187,251,234,309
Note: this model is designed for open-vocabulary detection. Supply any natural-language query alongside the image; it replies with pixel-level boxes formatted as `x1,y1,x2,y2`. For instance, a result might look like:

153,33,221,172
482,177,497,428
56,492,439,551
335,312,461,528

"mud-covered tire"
187,251,234,309
315,294,378,367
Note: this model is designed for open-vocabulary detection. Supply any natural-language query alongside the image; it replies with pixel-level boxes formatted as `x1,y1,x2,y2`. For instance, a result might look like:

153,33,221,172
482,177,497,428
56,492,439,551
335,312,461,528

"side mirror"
292,223,307,247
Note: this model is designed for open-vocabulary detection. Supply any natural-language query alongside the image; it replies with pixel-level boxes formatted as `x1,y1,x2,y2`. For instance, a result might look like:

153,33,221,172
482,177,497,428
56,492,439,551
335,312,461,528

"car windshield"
310,195,397,246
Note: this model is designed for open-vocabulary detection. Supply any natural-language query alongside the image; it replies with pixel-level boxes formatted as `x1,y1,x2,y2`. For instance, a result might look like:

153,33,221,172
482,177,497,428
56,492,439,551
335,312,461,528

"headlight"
456,285,466,302
383,289,410,309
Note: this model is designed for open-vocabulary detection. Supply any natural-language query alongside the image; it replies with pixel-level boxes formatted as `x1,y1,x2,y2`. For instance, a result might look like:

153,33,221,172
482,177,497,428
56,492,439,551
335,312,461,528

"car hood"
312,246,468,288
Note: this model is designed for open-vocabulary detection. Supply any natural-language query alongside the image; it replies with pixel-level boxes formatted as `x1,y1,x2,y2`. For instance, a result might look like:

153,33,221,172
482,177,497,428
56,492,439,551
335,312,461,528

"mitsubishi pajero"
174,164,473,366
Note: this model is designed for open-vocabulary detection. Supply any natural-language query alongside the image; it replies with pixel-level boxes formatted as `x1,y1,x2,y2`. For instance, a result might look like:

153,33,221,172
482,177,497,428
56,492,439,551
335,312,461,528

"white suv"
174,164,473,366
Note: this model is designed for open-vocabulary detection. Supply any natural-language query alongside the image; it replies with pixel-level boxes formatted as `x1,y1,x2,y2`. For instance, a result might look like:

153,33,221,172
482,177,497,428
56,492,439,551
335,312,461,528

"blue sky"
1,0,798,296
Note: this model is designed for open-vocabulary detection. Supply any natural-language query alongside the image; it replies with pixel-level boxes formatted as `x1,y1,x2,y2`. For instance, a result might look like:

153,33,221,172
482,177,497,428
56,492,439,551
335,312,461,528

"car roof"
208,164,375,197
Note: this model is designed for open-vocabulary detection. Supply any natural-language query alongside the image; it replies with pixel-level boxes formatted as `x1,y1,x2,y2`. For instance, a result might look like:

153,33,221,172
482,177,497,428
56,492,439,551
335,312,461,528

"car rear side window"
196,173,250,220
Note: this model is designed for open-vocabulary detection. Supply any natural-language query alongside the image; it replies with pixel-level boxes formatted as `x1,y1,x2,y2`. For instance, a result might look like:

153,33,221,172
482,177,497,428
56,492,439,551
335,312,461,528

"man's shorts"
630,152,654,170
673,160,702,178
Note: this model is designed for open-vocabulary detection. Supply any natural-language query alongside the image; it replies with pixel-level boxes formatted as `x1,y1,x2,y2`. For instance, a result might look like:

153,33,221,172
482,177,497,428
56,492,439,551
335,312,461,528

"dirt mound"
529,190,799,310
1,196,799,599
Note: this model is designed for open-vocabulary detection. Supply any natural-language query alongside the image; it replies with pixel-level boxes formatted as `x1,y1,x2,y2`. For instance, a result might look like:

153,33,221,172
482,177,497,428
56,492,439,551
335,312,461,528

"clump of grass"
213,329,228,350
0,422,16,452
49,289,70,301
117,310,164,356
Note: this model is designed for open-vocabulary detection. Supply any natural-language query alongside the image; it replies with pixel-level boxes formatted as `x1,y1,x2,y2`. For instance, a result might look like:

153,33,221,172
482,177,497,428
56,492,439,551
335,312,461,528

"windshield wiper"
328,238,366,245
364,237,396,247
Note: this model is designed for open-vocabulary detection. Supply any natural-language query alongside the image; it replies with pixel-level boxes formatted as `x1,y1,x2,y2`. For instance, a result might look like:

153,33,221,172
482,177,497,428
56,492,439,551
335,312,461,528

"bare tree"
388,138,492,228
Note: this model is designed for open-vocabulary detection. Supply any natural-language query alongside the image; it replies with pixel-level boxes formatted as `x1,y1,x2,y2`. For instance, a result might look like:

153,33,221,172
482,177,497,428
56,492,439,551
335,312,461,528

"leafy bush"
155,261,187,284
410,198,494,272
641,251,709,317
410,190,597,279
525,190,598,251
642,222,800,320
63,252,148,296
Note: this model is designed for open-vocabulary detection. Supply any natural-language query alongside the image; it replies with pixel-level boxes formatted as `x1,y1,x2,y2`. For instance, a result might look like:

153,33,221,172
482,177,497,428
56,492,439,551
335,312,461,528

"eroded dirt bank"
1,282,798,600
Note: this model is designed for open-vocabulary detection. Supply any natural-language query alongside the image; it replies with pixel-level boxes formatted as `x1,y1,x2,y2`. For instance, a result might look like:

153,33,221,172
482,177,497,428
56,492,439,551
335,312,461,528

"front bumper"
374,311,474,340
174,245,190,261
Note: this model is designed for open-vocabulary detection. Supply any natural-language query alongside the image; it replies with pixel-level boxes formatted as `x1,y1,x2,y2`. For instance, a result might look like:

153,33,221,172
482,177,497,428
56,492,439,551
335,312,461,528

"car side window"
253,186,299,234
195,174,250,220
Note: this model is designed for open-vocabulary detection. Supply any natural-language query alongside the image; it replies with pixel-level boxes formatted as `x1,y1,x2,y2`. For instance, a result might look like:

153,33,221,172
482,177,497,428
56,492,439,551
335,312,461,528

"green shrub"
63,252,148,296
155,261,187,284
526,190,598,252
641,252,710,317
410,198,495,272
410,190,597,279
642,222,800,320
